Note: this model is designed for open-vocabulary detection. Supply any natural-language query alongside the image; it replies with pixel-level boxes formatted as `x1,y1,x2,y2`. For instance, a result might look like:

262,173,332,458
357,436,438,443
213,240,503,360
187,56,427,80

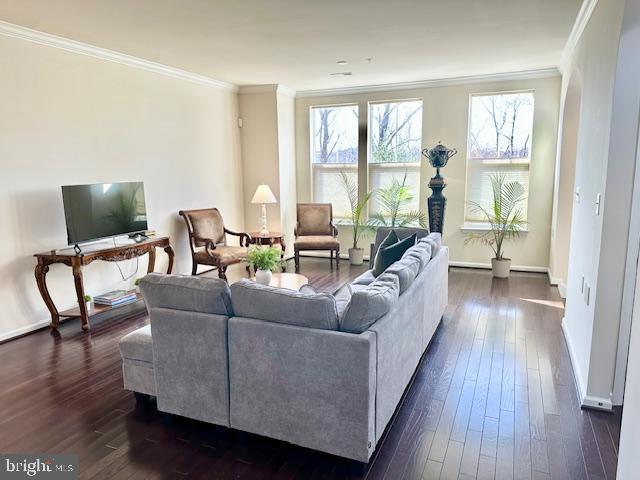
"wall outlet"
595,193,602,215
575,186,581,203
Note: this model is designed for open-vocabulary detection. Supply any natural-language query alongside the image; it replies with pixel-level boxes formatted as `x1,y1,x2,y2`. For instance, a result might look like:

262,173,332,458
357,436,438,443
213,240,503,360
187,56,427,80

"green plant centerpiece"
340,171,375,265
370,171,427,228
247,245,283,285
465,174,527,278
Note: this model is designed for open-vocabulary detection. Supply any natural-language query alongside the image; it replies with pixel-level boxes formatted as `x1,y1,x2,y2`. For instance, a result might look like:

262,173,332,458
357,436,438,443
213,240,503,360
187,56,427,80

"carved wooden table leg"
71,258,90,331
34,259,60,329
147,247,156,273
164,245,175,273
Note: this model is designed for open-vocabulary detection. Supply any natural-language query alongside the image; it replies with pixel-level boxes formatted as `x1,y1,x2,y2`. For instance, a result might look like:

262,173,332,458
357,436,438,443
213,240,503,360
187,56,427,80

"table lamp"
251,184,277,235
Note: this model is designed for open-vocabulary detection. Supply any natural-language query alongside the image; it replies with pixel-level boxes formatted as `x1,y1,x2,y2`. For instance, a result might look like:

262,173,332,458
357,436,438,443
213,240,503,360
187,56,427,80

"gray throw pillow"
373,233,417,276
372,230,399,276
339,272,400,333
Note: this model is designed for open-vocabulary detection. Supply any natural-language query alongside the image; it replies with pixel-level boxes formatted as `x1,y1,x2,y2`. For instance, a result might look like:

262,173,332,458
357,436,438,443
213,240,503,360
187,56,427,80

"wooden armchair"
294,203,340,272
179,208,251,280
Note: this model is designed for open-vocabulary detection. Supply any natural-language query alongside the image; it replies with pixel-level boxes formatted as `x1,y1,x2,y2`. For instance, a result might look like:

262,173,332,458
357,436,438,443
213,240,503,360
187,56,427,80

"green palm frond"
465,174,527,260
372,171,426,227
340,171,375,248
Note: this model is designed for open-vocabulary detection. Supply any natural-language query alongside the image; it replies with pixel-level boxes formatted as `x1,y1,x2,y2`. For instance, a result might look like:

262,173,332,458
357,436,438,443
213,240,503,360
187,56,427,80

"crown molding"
0,20,238,91
238,84,296,97
559,0,599,72
295,68,560,98
238,84,278,94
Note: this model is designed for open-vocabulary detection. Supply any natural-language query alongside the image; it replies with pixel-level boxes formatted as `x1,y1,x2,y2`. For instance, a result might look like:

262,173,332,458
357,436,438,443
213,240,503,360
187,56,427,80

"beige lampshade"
251,184,277,204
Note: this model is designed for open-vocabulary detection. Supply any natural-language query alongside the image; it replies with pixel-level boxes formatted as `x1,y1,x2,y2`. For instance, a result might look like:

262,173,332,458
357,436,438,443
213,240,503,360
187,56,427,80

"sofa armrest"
150,307,230,426
228,317,377,462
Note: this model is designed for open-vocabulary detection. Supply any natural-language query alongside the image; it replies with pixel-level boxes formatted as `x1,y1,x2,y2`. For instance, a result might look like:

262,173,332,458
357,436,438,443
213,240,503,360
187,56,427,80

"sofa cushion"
230,279,339,330
294,235,340,249
351,270,376,286
372,230,399,276
373,233,417,276
119,325,153,363
332,283,352,319
419,232,442,258
140,273,233,316
402,241,432,271
385,254,421,294
339,272,400,333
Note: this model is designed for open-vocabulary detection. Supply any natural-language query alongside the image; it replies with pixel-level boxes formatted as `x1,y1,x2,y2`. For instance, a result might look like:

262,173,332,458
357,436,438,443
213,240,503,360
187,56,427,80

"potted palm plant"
465,174,527,278
340,171,374,265
247,245,283,285
370,171,427,227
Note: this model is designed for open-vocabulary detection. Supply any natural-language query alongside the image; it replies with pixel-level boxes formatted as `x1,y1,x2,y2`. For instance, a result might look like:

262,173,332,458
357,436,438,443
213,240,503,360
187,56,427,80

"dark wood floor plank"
439,440,463,480
0,264,622,480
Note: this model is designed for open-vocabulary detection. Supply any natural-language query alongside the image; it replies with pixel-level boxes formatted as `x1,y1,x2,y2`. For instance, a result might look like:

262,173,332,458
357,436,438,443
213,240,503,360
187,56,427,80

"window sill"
461,222,529,233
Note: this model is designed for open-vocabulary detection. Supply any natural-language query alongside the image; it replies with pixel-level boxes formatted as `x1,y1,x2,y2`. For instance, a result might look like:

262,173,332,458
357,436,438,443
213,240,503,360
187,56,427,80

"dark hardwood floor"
0,259,622,479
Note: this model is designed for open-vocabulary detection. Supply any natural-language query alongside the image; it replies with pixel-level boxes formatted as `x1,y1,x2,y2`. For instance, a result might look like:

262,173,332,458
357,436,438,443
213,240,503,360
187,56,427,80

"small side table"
249,232,286,271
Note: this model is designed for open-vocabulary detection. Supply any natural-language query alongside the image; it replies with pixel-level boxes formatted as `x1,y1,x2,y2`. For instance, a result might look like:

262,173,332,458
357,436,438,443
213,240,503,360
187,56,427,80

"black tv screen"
62,182,148,245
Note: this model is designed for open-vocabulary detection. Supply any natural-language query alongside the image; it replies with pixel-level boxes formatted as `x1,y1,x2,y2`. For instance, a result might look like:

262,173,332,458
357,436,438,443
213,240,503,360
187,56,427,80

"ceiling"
0,0,582,92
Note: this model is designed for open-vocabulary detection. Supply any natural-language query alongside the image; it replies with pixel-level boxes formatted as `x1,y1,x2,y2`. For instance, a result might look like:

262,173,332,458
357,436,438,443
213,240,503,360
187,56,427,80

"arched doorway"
550,72,582,295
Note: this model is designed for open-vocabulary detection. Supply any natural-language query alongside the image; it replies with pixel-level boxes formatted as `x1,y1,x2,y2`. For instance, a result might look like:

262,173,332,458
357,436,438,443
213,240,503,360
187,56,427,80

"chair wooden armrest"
224,228,252,247
331,223,339,237
193,236,217,256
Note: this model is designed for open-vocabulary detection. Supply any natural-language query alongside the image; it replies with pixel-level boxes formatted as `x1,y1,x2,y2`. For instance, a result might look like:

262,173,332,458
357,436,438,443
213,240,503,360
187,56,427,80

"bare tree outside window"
369,100,423,219
468,93,534,159
311,105,358,218
465,92,534,223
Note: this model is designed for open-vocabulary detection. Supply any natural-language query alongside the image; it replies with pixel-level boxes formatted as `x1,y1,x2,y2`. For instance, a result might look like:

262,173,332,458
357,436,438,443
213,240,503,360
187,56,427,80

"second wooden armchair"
293,203,340,272
179,208,251,280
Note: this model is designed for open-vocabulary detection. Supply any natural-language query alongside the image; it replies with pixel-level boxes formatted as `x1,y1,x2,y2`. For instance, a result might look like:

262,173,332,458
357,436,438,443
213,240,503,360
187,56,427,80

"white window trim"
460,221,529,233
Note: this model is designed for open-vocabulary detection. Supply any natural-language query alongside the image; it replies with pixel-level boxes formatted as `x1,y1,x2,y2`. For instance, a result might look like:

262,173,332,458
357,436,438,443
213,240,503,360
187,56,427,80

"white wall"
276,89,297,256
295,76,561,267
0,34,244,341
238,90,280,234
559,0,633,408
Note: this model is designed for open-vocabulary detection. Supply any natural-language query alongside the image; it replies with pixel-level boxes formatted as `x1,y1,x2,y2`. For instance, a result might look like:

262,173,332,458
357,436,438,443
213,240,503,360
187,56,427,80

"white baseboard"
0,319,50,343
547,271,567,298
448,260,547,273
561,317,613,412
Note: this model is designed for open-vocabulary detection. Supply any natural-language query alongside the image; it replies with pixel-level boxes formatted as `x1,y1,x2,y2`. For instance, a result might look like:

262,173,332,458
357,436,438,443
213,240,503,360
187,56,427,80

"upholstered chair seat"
294,235,340,250
179,208,251,280
294,203,339,272
194,245,248,265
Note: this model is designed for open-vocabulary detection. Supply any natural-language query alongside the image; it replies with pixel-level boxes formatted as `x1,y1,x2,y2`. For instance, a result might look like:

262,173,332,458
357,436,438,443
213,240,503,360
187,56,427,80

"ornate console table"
34,236,174,332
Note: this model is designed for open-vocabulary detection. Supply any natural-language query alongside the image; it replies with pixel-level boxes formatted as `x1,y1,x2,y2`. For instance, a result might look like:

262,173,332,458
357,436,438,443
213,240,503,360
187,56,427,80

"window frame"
462,89,534,231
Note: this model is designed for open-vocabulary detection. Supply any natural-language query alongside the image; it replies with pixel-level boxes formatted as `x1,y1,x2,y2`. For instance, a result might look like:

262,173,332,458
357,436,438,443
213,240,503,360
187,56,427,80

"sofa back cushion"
230,279,339,330
340,272,400,333
402,241,432,271
140,273,233,316
385,254,421,294
419,232,442,258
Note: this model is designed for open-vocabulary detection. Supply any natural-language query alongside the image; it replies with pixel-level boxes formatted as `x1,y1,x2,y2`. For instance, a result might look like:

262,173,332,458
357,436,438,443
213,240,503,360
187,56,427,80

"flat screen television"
62,182,148,245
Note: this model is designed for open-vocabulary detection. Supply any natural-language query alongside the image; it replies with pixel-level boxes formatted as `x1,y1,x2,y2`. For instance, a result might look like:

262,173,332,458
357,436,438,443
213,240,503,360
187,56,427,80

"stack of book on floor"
93,290,137,307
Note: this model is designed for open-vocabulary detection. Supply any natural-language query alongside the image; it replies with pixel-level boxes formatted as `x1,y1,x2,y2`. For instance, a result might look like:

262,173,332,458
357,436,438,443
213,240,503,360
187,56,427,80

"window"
310,105,358,219
368,100,423,221
465,92,534,224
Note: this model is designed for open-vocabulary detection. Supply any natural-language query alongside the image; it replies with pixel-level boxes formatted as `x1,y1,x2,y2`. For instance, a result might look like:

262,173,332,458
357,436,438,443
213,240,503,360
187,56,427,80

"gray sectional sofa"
119,233,448,463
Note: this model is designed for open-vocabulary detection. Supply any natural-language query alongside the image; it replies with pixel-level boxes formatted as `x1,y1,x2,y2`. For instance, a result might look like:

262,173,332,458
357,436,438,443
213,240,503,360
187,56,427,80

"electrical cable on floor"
113,236,139,281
